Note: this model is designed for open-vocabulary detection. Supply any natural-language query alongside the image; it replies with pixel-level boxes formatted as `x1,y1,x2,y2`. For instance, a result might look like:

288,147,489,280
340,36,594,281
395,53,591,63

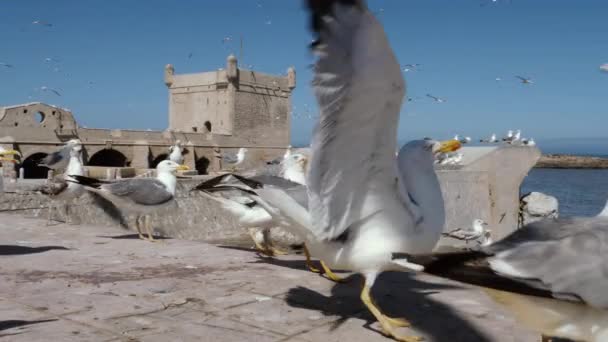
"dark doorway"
21,153,50,179
196,157,210,175
88,149,128,167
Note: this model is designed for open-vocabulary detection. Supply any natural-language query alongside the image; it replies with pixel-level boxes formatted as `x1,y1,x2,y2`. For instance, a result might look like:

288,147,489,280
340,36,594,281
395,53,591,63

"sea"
521,168,608,217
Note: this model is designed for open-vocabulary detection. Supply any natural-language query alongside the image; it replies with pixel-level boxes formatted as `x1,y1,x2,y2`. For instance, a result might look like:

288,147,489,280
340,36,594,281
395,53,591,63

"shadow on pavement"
284,271,492,342
0,245,70,256
0,319,57,331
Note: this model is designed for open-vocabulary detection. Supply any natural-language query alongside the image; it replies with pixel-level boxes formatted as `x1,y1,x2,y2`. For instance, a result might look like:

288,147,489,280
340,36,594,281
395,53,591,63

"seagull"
267,145,293,165
40,86,61,97
404,215,608,342
32,20,53,27
442,219,490,244
515,75,533,84
168,140,184,164
197,152,311,256
217,2,463,339
68,160,189,242
426,93,446,103
480,133,499,143
0,62,13,68
601,64,608,72
39,143,85,225
436,151,463,165
504,129,522,144
39,139,83,171
195,139,460,286
0,146,21,163
402,63,421,72
522,138,536,146
222,147,248,171
454,134,471,144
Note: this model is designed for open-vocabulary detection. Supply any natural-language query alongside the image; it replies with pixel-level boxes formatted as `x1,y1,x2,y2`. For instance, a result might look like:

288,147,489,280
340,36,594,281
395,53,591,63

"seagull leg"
46,201,54,226
248,228,271,255
361,274,420,342
262,228,287,256
135,216,146,240
320,260,347,283
144,215,157,242
303,244,321,273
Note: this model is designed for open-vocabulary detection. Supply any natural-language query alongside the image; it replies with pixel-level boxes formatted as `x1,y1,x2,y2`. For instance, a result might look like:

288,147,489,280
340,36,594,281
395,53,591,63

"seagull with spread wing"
195,1,460,340
68,160,189,242
39,139,83,171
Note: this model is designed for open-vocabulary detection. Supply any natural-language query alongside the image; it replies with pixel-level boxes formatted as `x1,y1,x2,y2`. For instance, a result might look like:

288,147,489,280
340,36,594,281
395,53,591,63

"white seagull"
601,64,608,72
442,219,490,245
69,160,189,242
454,134,471,144
222,147,248,171
212,1,462,340
168,140,184,164
426,93,446,103
40,143,85,225
480,133,499,143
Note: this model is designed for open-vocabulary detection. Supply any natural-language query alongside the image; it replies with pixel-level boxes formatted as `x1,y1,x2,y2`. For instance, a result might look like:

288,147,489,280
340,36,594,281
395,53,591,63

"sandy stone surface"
0,213,540,341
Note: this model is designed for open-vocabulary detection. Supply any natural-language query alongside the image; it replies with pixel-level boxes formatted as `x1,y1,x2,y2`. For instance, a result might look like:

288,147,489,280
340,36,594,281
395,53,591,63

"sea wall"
535,154,608,169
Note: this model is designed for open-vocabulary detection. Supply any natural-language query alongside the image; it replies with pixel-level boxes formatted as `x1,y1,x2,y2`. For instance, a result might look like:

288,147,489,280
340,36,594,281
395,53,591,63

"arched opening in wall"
204,121,212,133
150,154,169,169
35,111,45,123
88,149,128,167
196,157,210,175
21,153,50,179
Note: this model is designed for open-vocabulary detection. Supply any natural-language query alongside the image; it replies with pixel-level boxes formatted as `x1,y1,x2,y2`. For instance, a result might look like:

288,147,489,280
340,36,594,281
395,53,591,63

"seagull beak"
177,164,190,171
0,149,21,157
438,140,461,153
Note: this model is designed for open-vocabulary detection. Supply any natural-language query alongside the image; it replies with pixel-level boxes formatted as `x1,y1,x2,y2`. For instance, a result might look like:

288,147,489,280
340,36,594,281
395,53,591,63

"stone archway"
196,156,210,175
88,149,128,167
21,153,50,179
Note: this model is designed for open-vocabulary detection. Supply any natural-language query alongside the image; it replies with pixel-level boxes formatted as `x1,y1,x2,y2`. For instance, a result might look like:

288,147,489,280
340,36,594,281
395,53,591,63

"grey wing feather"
485,216,602,254
490,223,608,309
39,146,70,169
307,3,405,240
250,175,309,209
102,178,173,205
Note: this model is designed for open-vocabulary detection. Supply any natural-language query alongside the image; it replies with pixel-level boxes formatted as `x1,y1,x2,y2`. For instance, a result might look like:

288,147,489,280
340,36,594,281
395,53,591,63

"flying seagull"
600,64,608,72
68,160,189,241
39,143,85,225
0,62,13,68
515,75,533,84
218,1,464,340
40,86,62,97
426,93,446,103
403,215,608,342
39,139,83,171
32,20,53,27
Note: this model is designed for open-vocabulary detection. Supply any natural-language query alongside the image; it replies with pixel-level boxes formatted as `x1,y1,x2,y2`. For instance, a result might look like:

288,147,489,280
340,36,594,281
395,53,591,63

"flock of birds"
2,1,608,342
434,129,536,166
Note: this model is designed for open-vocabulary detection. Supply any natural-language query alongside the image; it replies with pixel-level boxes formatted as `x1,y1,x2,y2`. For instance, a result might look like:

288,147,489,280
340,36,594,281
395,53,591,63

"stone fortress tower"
165,55,296,146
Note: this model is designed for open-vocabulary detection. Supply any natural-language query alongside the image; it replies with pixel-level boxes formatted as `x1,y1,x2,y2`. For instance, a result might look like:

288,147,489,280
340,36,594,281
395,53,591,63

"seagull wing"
100,178,174,206
306,1,405,240
39,145,70,169
410,217,608,309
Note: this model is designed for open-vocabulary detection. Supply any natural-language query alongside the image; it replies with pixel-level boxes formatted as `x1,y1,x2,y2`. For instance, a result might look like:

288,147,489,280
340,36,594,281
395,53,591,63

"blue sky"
1,0,607,148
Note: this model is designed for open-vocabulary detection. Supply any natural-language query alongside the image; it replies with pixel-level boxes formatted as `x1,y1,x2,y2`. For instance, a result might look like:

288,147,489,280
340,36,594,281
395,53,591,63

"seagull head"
0,147,21,159
283,153,309,171
156,160,189,174
66,139,82,152
399,139,461,165
473,219,488,228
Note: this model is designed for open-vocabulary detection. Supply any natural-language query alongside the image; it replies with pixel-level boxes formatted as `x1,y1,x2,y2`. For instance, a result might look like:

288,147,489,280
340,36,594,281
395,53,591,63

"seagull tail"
66,175,105,189
201,192,273,227
191,173,263,193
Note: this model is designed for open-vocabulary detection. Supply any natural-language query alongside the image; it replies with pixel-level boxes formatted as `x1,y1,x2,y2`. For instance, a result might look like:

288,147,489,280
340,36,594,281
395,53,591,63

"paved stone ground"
0,213,540,342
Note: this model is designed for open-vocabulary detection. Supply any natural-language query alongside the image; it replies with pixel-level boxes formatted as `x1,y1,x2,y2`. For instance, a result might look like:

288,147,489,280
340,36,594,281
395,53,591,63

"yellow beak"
0,149,21,157
438,140,462,153
177,164,190,171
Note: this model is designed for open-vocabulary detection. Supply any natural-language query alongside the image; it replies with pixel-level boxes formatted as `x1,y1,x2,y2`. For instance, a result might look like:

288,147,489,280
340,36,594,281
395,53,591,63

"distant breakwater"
535,154,608,169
